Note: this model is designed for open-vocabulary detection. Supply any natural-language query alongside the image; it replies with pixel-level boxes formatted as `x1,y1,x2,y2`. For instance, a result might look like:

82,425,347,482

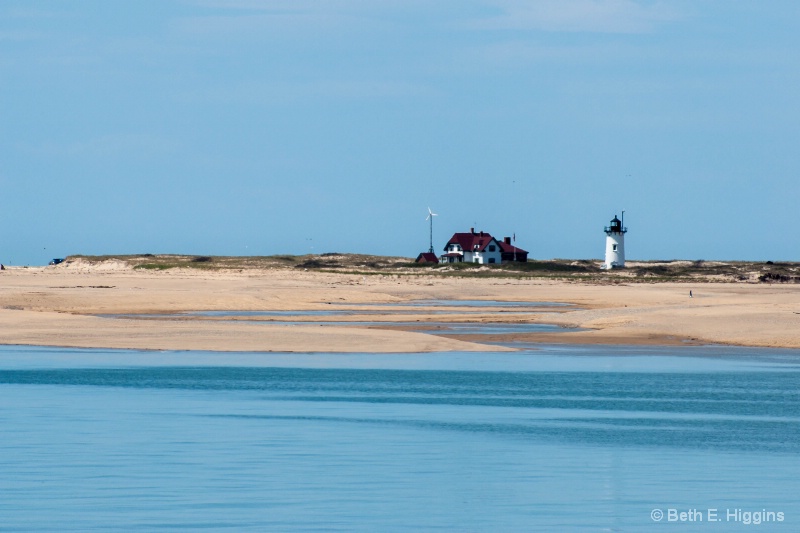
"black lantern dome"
604,215,627,235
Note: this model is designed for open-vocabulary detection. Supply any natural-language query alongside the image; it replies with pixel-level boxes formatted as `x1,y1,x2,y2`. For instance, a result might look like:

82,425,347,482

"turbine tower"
426,207,438,253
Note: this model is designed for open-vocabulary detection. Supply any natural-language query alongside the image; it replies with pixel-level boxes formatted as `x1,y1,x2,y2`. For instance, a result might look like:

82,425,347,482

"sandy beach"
1,261,799,352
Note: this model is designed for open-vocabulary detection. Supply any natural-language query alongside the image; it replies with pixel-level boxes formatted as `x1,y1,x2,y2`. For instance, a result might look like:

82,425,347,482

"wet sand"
0,264,799,352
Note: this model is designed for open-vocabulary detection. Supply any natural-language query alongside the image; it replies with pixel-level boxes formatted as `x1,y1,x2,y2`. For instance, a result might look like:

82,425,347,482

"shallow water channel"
2,342,799,531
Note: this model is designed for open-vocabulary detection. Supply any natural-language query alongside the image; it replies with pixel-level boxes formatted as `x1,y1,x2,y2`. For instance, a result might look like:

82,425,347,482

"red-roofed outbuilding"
415,252,439,264
499,237,528,262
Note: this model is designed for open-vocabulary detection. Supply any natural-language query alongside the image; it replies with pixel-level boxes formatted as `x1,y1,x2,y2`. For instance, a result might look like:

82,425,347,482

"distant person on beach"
689,290,693,298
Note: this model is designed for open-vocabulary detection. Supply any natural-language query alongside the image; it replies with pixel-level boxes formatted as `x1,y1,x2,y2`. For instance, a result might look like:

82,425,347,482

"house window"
489,258,496,264
489,245,496,252
612,244,618,252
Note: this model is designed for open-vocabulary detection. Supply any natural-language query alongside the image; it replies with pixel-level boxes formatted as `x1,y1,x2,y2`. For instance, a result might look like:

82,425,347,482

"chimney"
479,230,484,237
504,237,511,244
470,227,475,234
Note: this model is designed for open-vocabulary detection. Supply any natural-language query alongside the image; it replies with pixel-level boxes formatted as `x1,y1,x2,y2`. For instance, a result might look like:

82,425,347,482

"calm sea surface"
1,344,799,532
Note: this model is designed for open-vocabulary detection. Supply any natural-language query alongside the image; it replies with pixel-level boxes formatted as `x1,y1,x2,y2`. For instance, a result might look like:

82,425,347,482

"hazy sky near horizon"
2,1,798,265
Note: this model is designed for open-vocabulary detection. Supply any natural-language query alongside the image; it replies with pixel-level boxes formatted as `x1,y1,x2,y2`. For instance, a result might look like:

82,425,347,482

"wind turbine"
426,207,438,253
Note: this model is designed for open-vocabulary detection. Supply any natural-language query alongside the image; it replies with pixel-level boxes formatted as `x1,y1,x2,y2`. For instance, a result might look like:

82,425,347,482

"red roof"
498,241,528,255
444,231,499,253
415,252,439,263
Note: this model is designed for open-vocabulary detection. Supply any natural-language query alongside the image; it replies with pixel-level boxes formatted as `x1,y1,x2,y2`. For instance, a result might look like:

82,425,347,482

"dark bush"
759,272,800,283
295,259,341,269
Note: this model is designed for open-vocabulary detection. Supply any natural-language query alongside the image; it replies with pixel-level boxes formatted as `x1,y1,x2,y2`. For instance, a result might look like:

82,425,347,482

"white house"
441,228,525,265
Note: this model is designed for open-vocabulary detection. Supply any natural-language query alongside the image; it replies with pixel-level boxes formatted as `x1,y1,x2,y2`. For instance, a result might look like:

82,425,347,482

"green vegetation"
62,253,800,283
135,263,176,270
67,254,306,271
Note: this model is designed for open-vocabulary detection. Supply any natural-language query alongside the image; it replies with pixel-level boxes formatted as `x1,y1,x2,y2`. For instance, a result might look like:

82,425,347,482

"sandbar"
0,263,799,352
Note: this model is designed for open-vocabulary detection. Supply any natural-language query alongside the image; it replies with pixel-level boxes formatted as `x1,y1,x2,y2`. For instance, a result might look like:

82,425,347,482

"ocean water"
1,345,799,532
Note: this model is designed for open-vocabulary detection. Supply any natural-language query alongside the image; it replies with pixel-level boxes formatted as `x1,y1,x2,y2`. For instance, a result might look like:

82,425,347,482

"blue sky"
2,1,798,265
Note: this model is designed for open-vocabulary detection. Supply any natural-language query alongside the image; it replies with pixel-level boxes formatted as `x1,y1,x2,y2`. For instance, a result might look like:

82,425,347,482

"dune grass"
63,253,799,283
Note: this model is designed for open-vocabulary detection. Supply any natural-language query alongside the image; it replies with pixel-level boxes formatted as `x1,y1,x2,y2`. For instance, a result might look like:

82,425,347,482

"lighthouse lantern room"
603,213,627,269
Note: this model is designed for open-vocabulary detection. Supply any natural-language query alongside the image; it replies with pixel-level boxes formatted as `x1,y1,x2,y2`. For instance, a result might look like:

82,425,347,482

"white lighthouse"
603,213,627,269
